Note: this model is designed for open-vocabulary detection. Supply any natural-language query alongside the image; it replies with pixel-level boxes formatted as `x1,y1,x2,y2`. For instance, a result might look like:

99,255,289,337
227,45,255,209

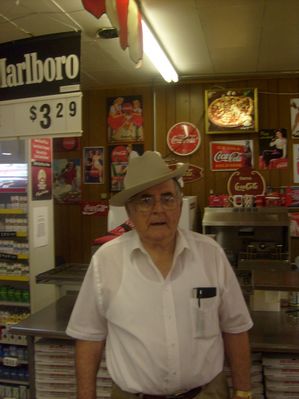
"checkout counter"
8,207,299,397
9,262,299,398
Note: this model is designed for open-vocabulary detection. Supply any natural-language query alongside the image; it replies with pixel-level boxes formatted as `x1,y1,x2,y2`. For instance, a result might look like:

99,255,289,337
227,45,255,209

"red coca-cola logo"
214,151,242,162
80,201,109,216
167,163,203,183
227,167,266,196
111,146,128,162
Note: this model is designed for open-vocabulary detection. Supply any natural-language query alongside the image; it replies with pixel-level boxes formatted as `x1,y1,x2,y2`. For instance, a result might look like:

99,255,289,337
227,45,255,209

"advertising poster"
107,95,144,142
290,99,299,138
31,138,52,200
290,213,299,237
210,140,253,171
109,144,144,192
293,144,299,183
53,137,80,152
53,158,81,203
205,88,258,134
258,129,288,170
83,146,104,184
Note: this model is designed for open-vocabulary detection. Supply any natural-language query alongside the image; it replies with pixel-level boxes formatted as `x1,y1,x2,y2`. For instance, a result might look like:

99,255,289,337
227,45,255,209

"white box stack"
263,354,299,399
35,338,112,399
224,353,264,399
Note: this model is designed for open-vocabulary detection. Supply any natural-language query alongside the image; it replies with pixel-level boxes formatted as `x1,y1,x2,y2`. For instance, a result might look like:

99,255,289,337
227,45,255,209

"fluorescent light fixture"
142,20,178,83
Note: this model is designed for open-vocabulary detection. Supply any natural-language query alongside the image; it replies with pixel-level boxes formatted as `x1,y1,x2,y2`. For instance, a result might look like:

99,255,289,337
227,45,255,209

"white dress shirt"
66,229,253,395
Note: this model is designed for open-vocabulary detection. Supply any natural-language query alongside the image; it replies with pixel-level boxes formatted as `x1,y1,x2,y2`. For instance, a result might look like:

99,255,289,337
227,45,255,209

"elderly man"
66,151,253,399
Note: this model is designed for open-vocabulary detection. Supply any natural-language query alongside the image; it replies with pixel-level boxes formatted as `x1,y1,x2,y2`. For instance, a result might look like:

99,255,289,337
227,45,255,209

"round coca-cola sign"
167,122,201,156
227,167,266,196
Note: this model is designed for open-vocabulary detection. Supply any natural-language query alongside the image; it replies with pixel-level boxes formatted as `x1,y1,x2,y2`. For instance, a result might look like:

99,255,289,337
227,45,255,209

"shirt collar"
126,228,191,258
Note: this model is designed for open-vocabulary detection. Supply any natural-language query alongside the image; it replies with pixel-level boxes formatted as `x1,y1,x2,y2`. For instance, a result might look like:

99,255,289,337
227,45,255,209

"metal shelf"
36,263,88,285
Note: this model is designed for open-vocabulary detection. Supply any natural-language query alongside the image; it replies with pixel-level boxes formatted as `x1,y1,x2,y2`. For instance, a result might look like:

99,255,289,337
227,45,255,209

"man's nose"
152,197,164,211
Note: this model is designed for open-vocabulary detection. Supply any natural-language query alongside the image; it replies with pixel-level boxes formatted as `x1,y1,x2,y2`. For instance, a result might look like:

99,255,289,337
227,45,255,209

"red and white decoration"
82,0,143,64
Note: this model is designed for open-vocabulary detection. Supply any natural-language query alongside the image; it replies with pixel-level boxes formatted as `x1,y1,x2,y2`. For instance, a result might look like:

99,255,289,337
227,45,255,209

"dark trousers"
111,371,229,399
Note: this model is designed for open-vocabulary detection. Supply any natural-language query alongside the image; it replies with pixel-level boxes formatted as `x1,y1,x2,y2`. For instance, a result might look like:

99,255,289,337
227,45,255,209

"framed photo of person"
205,88,258,134
290,99,299,139
109,144,144,192
107,95,144,143
258,129,288,170
83,146,104,184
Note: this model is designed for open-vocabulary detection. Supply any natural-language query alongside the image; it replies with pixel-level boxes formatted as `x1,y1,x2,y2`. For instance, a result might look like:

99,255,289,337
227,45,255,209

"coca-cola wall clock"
167,122,201,156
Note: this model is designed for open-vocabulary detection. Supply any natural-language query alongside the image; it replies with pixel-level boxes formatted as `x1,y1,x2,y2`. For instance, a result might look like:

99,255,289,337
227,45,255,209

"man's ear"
125,204,131,217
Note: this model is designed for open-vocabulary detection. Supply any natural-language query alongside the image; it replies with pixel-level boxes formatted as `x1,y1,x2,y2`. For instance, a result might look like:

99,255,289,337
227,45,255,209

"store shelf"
0,231,27,238
0,378,29,385
0,253,29,261
0,340,27,346
0,276,29,282
0,209,27,215
0,357,28,365
0,301,30,308
36,263,88,285
0,188,26,194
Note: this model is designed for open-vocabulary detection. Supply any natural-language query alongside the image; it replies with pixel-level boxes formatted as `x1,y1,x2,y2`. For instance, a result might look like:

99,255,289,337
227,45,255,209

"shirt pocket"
190,297,220,338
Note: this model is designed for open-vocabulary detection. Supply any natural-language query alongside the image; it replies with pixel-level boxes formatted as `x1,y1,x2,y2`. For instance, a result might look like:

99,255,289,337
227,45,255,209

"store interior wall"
53,76,299,265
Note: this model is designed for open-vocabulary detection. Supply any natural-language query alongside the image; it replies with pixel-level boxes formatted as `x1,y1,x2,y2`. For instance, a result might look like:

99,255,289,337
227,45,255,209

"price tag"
3,356,19,367
0,92,82,138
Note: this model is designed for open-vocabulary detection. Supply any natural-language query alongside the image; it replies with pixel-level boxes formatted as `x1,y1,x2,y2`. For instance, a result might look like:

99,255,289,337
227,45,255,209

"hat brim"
110,163,188,206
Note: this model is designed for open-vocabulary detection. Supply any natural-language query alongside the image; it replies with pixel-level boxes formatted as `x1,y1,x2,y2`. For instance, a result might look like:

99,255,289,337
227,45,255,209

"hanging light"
141,19,178,83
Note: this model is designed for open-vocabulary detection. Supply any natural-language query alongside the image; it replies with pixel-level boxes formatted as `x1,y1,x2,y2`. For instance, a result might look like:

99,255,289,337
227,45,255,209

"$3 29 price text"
29,100,77,129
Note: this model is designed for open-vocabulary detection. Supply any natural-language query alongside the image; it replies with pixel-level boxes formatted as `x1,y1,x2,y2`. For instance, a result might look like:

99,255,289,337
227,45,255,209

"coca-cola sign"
210,140,253,171
168,163,203,183
81,201,109,216
227,167,266,196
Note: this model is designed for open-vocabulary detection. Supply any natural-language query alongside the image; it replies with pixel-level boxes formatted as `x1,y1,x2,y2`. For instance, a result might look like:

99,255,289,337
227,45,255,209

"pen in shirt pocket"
192,287,217,306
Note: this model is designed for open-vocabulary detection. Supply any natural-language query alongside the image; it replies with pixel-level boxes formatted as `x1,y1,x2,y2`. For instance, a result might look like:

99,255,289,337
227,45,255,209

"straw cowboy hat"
110,151,188,206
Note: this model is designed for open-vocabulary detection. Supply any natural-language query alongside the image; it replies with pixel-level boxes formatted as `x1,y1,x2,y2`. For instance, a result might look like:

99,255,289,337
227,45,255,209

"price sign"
0,92,82,138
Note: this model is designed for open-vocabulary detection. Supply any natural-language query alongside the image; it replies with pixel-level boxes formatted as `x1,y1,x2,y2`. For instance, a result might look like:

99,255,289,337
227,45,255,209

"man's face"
126,179,182,245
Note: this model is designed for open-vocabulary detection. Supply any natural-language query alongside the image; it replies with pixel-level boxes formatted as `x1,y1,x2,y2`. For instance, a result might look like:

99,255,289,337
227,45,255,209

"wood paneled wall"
54,77,299,265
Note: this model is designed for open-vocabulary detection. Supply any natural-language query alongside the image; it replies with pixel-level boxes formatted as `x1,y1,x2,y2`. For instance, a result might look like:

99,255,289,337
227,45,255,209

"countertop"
10,294,76,339
10,294,299,352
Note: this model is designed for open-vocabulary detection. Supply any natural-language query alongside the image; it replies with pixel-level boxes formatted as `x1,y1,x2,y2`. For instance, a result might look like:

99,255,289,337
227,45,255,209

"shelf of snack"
0,157,57,398
0,311,30,396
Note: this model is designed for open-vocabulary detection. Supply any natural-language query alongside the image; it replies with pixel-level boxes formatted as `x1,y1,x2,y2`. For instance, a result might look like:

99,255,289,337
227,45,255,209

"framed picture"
258,129,288,170
205,88,258,134
290,99,299,139
107,95,144,143
53,158,81,204
109,144,144,192
83,146,104,184
210,140,254,171
293,144,299,183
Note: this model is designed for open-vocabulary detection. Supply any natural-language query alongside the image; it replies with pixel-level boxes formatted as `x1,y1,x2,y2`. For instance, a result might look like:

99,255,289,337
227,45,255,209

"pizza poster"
107,95,144,143
31,138,52,201
210,140,254,171
258,129,288,170
205,88,258,134
109,144,144,192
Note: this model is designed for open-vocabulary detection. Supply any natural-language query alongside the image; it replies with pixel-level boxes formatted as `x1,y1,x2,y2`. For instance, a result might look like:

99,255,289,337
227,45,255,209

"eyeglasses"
128,192,182,212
